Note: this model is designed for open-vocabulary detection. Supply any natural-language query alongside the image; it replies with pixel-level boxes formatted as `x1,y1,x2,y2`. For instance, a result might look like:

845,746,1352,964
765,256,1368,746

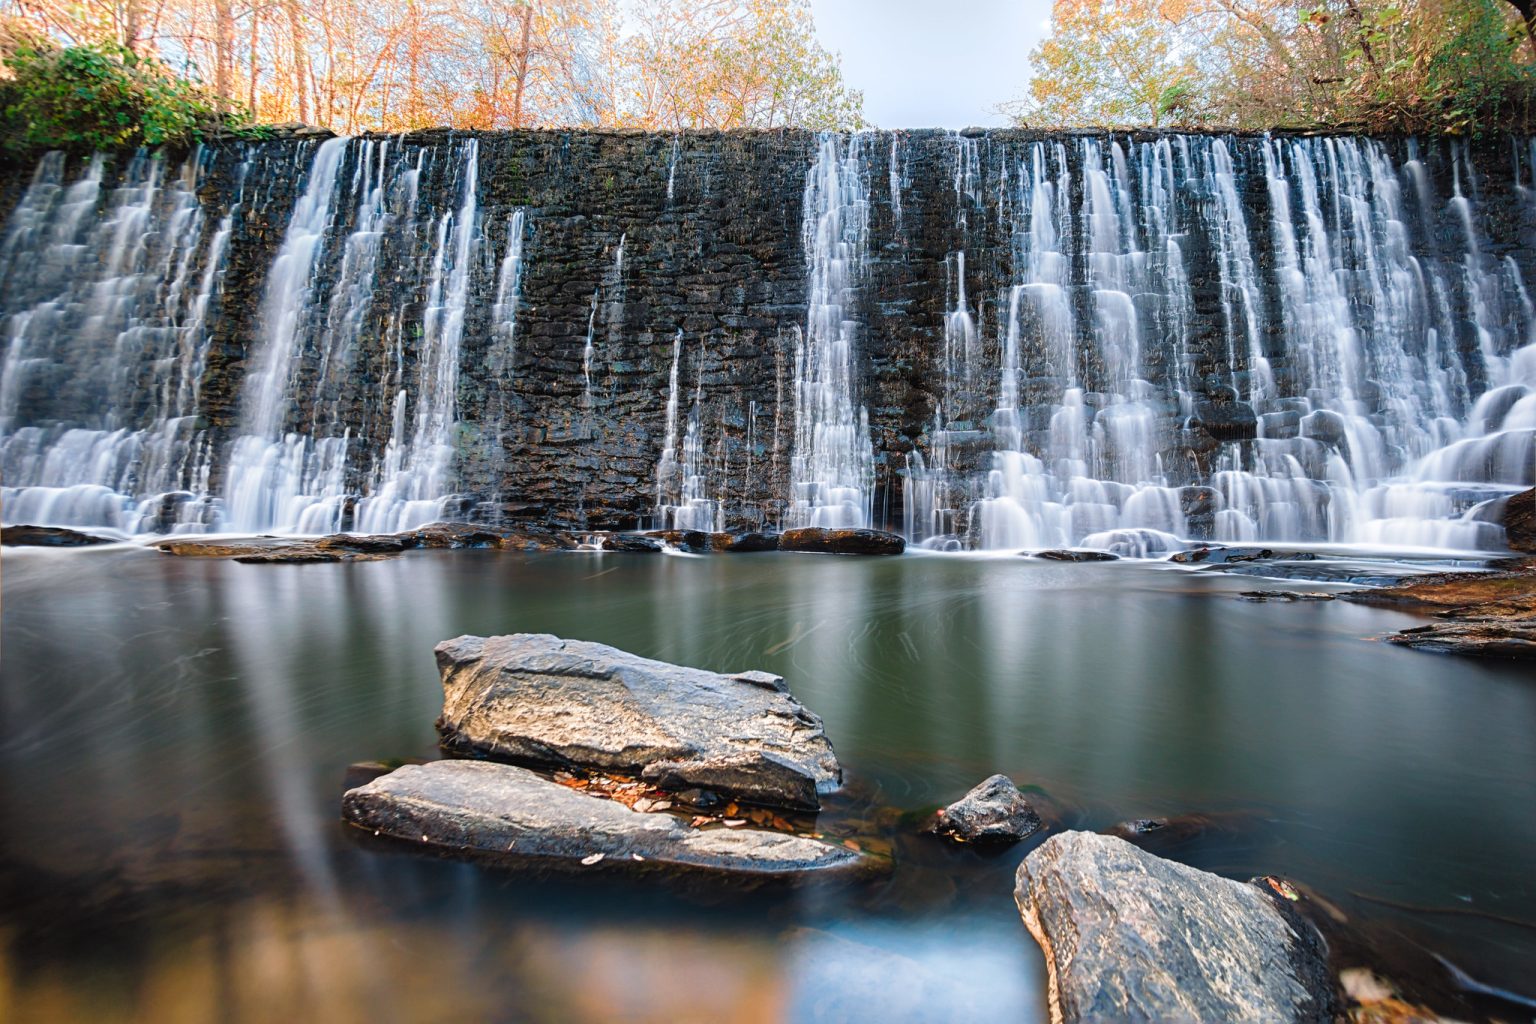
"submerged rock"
1032,549,1119,562
928,774,1042,844
342,760,878,880
434,634,841,810
1386,622,1536,658
779,527,905,556
1,525,115,547
1015,831,1335,1024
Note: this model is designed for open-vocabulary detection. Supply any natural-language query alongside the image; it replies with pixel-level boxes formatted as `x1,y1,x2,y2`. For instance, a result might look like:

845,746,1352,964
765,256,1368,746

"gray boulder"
928,774,1042,843
1015,831,1335,1024
434,633,841,810
342,760,878,880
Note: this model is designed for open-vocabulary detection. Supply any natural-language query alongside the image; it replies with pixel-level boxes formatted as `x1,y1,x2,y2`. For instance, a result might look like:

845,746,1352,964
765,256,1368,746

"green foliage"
0,40,263,158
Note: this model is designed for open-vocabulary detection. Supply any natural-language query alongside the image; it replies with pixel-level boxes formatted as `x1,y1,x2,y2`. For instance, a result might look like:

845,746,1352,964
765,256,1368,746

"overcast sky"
807,0,1056,129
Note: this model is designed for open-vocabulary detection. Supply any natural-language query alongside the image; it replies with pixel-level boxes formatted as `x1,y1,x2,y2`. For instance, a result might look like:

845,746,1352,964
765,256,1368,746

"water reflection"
3,547,1535,1020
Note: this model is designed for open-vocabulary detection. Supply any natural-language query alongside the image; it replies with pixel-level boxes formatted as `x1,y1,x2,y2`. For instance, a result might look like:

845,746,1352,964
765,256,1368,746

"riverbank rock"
434,633,841,810
779,527,905,555
1344,565,1536,659
1,525,115,546
1015,831,1335,1024
927,774,1042,844
342,760,878,881
1504,487,1534,552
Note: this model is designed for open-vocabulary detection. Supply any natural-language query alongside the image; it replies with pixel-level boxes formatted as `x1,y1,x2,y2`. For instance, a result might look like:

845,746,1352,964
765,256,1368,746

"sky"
807,0,1056,129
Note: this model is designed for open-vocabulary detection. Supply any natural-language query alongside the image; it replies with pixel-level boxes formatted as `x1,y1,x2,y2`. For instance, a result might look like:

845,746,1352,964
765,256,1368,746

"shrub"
0,39,262,158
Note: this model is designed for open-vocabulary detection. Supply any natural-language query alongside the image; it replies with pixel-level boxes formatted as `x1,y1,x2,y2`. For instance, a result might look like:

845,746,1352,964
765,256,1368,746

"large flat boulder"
342,760,877,881
434,633,841,810
1015,831,1335,1024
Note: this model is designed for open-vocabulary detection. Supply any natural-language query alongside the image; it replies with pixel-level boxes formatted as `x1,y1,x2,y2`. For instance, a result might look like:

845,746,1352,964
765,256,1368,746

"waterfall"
788,133,875,530
354,139,480,534
1,130,1531,552
0,150,230,533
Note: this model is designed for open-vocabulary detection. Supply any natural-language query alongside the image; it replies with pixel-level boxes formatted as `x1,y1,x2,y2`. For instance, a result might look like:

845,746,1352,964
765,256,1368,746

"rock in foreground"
2,525,115,547
342,760,877,881
435,633,841,810
779,527,905,556
928,774,1041,844
1015,831,1334,1024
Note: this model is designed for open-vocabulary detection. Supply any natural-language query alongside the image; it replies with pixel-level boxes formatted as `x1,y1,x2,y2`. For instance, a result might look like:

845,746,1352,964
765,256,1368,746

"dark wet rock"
1239,591,1336,602
1505,487,1535,552
1,524,115,546
642,529,714,552
1385,622,1536,658
233,546,391,564
779,527,905,556
411,522,506,548
1032,549,1119,562
1301,408,1348,447
599,533,666,552
342,760,878,880
718,531,780,552
1109,817,1173,837
1169,545,1215,564
1189,391,1258,442
434,633,841,810
927,774,1042,844
1015,831,1335,1024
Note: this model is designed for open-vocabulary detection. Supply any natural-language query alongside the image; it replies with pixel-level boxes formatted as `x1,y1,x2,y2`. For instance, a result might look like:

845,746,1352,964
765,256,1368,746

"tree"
1011,0,1196,128
1009,0,1536,133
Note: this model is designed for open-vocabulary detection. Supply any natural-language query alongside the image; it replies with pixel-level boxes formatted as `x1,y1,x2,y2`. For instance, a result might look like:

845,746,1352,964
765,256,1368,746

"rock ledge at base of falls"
1342,563,1536,660
341,760,879,881
434,633,841,810
778,528,905,556
927,774,1042,844
1015,831,1336,1024
1,525,117,547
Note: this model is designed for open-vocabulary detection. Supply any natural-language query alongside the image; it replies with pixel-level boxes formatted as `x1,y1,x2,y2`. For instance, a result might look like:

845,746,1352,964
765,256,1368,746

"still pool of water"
2,546,1535,1022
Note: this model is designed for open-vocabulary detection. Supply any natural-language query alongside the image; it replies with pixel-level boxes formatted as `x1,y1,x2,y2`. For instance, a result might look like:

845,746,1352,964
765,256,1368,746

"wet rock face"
1505,488,1535,552
433,633,841,809
1015,831,1335,1024
341,760,878,880
928,774,1042,844
778,527,905,556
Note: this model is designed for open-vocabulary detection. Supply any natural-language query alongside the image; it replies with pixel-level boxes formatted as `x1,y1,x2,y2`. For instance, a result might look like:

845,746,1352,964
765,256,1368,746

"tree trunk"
511,1,535,128
213,0,235,110
285,0,309,123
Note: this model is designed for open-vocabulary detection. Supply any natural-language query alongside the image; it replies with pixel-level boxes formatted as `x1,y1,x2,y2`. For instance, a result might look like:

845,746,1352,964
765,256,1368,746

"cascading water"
1,130,1531,552
941,134,1535,555
788,133,876,529
0,149,231,533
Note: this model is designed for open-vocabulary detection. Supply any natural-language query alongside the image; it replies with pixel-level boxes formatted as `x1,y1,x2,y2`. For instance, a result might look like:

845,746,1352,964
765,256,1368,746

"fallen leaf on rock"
690,815,713,828
842,839,861,852
581,852,605,866
723,819,747,827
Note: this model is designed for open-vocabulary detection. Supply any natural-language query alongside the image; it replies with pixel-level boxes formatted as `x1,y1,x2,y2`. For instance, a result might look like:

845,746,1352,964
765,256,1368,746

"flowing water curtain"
788,132,875,530
221,136,484,535
0,149,231,533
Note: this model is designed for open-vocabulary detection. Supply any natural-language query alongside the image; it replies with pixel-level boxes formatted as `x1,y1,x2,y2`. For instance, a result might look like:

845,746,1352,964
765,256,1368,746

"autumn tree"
1011,0,1536,133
